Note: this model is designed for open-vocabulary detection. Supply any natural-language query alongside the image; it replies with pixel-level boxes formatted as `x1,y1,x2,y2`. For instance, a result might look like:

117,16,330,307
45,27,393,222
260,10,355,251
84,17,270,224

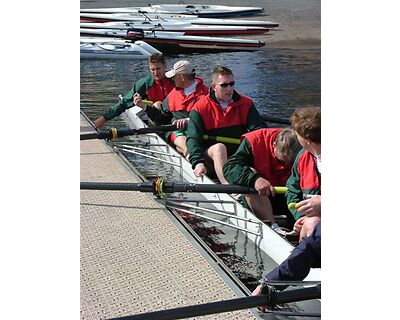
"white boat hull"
80,38,161,60
81,4,264,18
79,12,279,28
80,21,269,36
121,106,320,282
80,29,266,52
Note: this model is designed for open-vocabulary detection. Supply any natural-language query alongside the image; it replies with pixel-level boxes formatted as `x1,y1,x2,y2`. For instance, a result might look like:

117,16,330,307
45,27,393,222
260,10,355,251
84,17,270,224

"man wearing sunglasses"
186,66,264,184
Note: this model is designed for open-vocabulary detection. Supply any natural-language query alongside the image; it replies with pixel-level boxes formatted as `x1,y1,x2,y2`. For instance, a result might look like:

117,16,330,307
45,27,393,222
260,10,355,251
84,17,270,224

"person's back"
94,53,174,128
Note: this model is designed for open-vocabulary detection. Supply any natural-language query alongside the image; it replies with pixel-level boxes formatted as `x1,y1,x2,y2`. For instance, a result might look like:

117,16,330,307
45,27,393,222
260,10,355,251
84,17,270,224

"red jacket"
243,128,292,186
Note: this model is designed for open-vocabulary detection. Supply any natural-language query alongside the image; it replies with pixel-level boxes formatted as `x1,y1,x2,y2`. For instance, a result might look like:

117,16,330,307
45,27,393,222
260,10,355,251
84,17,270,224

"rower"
186,66,264,184
222,128,301,234
134,60,208,157
286,107,321,241
94,53,174,128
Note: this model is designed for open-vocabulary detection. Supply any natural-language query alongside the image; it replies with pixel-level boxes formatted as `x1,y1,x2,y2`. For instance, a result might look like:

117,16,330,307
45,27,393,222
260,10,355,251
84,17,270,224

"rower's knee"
208,143,227,158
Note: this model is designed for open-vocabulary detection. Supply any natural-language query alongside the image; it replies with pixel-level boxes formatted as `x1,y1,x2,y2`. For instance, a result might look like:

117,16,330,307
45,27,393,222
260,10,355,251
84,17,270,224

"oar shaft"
80,181,287,195
272,283,321,305
109,295,269,320
79,124,178,141
108,284,321,320
261,115,290,125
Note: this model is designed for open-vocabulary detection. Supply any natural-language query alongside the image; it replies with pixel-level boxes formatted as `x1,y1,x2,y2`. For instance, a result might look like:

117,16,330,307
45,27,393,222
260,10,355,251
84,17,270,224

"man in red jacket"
186,66,263,183
223,128,301,232
134,60,208,156
94,53,174,128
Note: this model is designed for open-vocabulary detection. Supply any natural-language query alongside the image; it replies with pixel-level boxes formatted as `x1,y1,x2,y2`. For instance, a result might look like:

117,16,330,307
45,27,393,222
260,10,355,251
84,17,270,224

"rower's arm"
144,96,173,125
285,153,304,220
102,81,147,121
186,109,206,169
223,138,259,186
246,103,265,131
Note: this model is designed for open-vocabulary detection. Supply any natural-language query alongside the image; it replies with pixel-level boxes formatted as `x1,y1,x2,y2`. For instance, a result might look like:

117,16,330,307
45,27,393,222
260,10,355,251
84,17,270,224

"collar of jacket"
209,88,241,104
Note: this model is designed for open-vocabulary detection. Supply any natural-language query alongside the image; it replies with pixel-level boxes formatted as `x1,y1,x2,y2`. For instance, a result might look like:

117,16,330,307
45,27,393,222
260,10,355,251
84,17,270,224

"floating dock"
80,113,256,319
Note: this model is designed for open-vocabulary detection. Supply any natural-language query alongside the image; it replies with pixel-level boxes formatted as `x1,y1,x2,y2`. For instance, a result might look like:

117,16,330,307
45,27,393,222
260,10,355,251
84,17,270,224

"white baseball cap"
165,60,195,78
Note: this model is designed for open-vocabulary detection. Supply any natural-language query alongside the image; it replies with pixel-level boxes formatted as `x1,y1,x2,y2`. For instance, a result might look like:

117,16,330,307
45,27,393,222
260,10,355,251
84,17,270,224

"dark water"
81,48,320,127
80,48,320,293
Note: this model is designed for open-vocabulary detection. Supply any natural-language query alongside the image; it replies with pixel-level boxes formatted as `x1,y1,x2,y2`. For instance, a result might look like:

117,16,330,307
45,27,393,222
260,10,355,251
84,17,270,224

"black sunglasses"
218,81,235,88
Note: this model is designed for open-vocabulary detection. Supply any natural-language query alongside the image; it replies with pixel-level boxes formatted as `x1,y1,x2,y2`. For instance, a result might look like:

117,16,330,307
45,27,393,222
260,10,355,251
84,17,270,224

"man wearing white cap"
135,60,208,156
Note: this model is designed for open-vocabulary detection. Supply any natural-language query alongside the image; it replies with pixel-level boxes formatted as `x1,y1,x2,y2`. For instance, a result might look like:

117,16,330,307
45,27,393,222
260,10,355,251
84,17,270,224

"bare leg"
174,136,188,157
245,194,275,224
205,143,229,184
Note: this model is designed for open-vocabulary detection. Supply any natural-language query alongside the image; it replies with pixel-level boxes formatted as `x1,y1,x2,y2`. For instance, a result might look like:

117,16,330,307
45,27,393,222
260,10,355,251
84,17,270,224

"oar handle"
288,202,297,209
202,134,241,145
143,99,154,105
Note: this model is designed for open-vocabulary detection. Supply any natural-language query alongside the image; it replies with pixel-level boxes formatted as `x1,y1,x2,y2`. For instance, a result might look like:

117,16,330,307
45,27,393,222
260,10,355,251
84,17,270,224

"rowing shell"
117,105,321,283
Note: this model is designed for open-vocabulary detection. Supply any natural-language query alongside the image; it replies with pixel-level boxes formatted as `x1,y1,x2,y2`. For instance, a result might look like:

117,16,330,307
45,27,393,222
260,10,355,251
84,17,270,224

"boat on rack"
80,4,264,18
79,12,279,28
80,28,266,53
80,21,269,36
114,105,321,285
80,37,161,60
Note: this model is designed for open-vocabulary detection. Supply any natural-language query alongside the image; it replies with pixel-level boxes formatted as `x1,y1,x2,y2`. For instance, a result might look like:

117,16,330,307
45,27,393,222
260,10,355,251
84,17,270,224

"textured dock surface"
80,114,256,319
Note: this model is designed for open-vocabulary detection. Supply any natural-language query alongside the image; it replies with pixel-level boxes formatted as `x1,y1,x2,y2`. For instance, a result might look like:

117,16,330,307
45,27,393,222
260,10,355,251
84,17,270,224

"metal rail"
166,200,261,224
167,205,261,236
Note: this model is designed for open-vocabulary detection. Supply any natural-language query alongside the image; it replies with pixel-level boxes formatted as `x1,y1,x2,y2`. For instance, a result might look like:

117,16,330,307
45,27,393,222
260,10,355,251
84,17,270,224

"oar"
80,179,287,198
202,134,240,144
107,284,321,320
261,115,291,125
80,124,178,141
142,100,291,126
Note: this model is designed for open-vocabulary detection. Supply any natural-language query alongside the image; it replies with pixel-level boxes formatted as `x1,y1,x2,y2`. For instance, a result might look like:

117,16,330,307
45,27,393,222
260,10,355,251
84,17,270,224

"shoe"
272,225,293,237
230,193,242,200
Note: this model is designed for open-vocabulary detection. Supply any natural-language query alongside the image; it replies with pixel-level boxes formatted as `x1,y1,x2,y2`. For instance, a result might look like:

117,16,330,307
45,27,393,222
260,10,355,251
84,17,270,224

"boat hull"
80,29,266,53
79,13,279,28
80,38,161,60
79,22,269,36
120,106,320,282
81,4,264,18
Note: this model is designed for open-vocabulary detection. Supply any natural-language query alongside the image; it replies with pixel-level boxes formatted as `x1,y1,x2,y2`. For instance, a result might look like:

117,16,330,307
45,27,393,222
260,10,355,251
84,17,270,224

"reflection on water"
80,47,320,292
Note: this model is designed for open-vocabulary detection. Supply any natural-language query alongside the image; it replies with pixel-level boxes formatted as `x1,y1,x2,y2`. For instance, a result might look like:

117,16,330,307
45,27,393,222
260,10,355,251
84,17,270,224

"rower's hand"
254,177,275,197
153,101,162,109
194,163,207,177
173,118,189,130
252,284,268,312
297,195,321,217
293,216,306,234
133,93,146,109
94,116,106,128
